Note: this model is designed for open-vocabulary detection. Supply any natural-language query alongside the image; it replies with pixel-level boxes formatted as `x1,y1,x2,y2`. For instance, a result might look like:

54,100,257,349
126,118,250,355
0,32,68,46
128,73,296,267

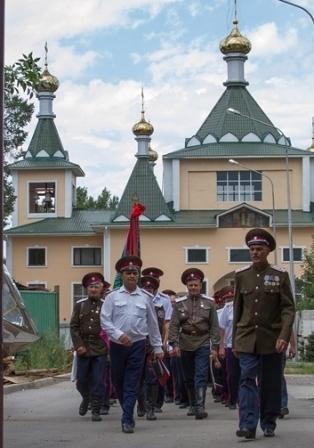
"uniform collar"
252,261,270,273
119,285,141,295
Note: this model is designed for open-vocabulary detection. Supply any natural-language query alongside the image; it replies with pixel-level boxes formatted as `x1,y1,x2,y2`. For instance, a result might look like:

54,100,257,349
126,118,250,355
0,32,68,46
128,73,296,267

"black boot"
91,400,102,422
195,387,208,420
186,387,196,416
79,397,89,416
146,385,158,421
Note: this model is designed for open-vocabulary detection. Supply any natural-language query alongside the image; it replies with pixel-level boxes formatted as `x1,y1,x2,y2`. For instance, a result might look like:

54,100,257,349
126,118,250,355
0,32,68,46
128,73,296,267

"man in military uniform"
101,256,163,434
233,228,295,440
168,268,220,419
70,272,108,422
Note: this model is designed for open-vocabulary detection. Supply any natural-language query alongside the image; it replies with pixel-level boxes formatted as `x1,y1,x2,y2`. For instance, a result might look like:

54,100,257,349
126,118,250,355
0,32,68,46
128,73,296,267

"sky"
5,0,314,199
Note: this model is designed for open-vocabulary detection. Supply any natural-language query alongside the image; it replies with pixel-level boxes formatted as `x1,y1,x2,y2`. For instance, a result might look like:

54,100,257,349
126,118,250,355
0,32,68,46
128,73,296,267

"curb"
4,373,71,395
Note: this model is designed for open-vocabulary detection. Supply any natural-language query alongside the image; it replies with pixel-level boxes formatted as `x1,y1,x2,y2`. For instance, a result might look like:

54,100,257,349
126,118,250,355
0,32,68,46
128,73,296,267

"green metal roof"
5,205,314,236
114,158,172,221
26,118,66,159
163,142,310,159
5,210,114,235
196,86,282,142
6,158,85,176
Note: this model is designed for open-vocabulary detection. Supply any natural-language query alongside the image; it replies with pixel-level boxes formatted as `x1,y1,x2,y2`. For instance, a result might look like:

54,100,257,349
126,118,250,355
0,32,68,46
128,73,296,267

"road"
4,377,314,448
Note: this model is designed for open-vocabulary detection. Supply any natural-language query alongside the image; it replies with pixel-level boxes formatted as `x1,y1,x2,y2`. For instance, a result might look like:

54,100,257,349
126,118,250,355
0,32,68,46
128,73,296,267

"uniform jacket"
232,263,295,354
168,294,220,351
70,297,107,357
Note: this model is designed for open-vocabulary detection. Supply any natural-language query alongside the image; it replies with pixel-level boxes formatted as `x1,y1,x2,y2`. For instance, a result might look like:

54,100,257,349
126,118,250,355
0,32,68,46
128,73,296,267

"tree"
296,236,314,310
4,53,41,224
75,186,119,210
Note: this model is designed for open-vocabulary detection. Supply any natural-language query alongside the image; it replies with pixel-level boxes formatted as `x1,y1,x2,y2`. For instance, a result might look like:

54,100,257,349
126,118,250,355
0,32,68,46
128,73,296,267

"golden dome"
148,146,158,162
220,20,251,55
37,66,59,92
132,111,154,136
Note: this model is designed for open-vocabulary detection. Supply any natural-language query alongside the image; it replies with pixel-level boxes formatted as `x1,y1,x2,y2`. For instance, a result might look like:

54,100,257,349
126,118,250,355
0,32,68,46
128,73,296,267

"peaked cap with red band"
220,285,235,301
142,267,164,278
82,272,105,288
181,268,204,285
245,228,276,252
140,275,159,290
115,255,142,273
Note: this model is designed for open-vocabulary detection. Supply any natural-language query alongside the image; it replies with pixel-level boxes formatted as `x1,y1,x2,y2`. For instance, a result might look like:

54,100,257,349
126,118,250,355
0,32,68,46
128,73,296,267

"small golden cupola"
132,88,154,137
148,145,158,162
37,43,59,93
219,20,251,55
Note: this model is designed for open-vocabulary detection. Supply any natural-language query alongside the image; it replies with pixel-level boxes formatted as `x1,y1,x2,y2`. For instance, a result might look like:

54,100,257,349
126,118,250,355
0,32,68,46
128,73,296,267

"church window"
219,207,269,228
73,247,102,266
217,171,262,202
282,247,304,262
27,247,47,266
229,248,251,263
186,248,208,264
29,182,56,213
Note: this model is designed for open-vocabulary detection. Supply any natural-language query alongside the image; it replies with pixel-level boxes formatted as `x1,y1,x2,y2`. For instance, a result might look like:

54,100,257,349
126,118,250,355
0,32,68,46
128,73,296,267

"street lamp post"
277,0,314,25
227,107,296,299
228,158,278,265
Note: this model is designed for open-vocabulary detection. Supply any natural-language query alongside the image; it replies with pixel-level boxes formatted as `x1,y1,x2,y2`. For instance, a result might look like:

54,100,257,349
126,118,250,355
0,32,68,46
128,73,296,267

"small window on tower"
29,182,56,214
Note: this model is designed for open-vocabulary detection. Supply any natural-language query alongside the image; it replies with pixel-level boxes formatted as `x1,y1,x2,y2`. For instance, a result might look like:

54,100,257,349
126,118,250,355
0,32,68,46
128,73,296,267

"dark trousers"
181,345,211,388
76,355,107,402
225,347,240,405
110,340,146,424
239,352,282,432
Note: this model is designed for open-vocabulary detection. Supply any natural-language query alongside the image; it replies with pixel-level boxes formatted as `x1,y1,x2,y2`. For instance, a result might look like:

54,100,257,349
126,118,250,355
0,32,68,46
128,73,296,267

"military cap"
142,267,164,278
245,228,276,252
140,275,159,290
82,272,105,288
115,255,142,273
102,280,111,291
220,285,235,301
162,289,176,296
181,268,204,285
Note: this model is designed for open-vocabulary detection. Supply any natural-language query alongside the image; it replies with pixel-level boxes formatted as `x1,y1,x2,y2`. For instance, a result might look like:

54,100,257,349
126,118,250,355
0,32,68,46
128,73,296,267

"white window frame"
71,282,87,312
280,246,305,263
27,180,57,218
26,281,48,289
185,246,209,264
71,246,103,267
227,246,251,264
216,171,262,202
27,246,47,267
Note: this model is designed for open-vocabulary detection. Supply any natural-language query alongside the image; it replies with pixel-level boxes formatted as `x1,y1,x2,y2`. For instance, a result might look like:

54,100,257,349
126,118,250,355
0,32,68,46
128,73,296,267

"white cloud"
248,22,298,57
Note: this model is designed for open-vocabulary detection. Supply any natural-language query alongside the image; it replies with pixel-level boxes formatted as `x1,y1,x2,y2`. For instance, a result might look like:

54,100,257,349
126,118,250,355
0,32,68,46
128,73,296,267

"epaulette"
158,292,170,299
175,296,188,303
271,265,286,272
235,265,251,273
141,288,154,298
100,298,105,303
201,295,214,302
76,297,88,303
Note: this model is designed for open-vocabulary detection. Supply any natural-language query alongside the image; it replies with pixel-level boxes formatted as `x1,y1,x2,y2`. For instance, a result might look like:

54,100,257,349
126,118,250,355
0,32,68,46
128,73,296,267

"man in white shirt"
101,256,163,434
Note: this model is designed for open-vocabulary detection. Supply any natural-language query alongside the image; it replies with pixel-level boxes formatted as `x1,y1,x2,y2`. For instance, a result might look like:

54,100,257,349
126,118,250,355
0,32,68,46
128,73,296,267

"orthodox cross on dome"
44,41,48,68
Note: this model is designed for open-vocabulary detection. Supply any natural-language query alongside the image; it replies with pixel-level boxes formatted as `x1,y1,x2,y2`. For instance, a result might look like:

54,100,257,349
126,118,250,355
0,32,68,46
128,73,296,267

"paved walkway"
4,376,314,448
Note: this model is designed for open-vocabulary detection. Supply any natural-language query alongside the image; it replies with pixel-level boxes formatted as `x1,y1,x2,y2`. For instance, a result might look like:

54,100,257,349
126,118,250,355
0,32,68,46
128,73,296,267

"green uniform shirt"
168,294,220,351
233,263,295,354
70,297,107,357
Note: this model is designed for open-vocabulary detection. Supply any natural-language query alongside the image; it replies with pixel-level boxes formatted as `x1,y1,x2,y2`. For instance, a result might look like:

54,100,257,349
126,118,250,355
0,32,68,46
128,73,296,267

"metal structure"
2,265,39,356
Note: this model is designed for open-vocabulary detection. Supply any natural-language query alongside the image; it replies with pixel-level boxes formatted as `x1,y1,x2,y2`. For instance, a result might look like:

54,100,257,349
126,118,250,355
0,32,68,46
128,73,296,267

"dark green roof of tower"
113,158,172,221
6,158,84,176
25,118,66,159
194,86,282,142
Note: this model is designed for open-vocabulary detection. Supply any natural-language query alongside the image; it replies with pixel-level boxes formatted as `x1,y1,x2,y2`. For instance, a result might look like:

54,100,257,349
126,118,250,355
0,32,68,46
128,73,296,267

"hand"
289,345,296,358
155,351,164,361
218,346,225,359
77,346,87,356
173,346,181,357
276,338,288,353
118,333,132,347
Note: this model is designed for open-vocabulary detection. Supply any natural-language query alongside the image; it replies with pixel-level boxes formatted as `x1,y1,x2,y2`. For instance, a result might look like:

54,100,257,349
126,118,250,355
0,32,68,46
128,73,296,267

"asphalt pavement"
4,375,314,448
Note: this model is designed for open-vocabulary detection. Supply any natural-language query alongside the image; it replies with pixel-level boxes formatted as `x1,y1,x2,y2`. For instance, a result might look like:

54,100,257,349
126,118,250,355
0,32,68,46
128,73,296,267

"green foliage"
4,53,41,224
15,331,68,371
285,361,314,374
76,186,119,210
296,298,314,311
295,236,314,310
305,332,314,362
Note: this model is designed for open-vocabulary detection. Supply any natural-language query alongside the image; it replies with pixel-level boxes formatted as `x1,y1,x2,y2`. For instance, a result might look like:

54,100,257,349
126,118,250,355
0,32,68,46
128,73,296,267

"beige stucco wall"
17,170,66,226
11,235,104,322
180,158,303,210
